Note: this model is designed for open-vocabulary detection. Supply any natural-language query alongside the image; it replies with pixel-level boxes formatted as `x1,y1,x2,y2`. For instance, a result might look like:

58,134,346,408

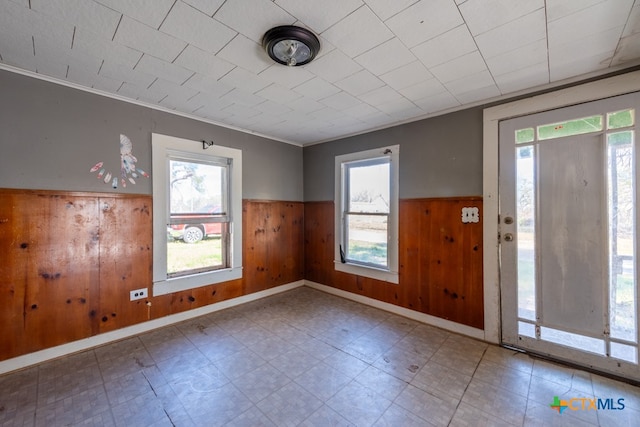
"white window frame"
334,145,399,284
152,133,242,296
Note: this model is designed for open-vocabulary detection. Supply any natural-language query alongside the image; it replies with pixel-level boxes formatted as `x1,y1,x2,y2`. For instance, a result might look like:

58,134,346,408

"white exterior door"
500,91,640,379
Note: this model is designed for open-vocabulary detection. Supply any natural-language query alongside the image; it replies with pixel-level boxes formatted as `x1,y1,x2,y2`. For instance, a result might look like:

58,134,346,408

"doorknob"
503,233,514,242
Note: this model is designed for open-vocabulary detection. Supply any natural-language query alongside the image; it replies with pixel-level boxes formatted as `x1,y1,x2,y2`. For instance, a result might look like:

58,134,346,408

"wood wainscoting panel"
304,198,484,329
0,191,101,358
0,189,304,362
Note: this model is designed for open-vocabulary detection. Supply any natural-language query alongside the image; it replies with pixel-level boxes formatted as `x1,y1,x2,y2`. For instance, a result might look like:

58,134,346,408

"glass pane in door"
607,130,637,343
517,145,536,321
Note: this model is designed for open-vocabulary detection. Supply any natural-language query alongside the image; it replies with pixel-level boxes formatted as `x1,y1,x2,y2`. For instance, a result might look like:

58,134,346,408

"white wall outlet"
130,288,148,301
462,207,480,223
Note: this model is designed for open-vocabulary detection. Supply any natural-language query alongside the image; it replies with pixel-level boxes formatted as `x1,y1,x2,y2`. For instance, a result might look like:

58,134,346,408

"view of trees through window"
167,159,228,276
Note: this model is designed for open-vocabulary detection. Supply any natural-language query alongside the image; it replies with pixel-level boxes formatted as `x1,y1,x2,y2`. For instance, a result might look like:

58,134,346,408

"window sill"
153,267,243,296
334,261,399,284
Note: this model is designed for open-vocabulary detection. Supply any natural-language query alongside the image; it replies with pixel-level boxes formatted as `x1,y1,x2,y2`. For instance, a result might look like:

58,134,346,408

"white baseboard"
304,280,486,341
0,278,485,375
0,280,305,375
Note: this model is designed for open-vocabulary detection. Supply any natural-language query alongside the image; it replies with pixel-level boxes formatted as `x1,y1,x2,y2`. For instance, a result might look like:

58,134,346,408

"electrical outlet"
130,288,148,301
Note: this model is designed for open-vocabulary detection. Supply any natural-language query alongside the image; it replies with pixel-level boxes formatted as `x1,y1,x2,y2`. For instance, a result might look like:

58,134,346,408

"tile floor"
1,286,639,426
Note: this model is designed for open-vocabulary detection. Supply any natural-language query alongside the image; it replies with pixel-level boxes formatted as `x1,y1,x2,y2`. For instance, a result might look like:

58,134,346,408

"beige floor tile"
394,384,459,427
326,381,392,426
2,287,639,426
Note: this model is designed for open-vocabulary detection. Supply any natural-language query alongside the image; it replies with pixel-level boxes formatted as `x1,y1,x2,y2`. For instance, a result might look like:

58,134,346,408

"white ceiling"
1,0,639,146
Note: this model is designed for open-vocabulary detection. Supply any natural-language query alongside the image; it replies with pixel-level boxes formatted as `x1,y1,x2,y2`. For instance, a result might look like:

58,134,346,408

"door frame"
482,70,640,345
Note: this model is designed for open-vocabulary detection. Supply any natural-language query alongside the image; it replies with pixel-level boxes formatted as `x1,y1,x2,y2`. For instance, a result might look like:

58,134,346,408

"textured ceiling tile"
173,45,234,80
379,61,432,91
160,1,236,54
375,97,421,118
547,1,631,45
475,9,546,59
411,24,476,69
73,27,142,68
413,91,460,113
182,0,226,17
149,77,198,100
99,60,156,88
114,17,187,62
430,51,487,84
217,34,272,73
342,102,378,118
219,67,271,93
214,0,295,43
320,91,361,110
335,69,384,96
286,96,327,114
364,0,418,21
612,32,640,66
485,39,547,77
620,1,640,37
398,78,447,101
0,30,37,71
86,73,123,93
549,27,622,78
135,54,193,85
2,2,74,48
255,83,302,104
259,65,315,89
222,103,261,118
31,0,120,40
360,85,404,106
546,0,611,22
493,61,549,94
293,77,341,100
354,37,415,76
321,6,393,57
184,74,233,98
220,88,266,107
444,69,495,96
253,99,293,115
275,0,363,33
95,0,175,29
303,48,363,82
386,0,463,48
454,82,501,104
459,0,544,36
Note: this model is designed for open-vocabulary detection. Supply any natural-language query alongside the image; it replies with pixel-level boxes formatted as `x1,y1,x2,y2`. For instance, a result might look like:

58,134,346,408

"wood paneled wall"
0,189,303,361
305,198,483,329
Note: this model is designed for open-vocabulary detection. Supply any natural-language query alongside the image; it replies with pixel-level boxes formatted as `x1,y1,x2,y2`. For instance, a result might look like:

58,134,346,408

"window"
335,145,399,283
152,133,242,296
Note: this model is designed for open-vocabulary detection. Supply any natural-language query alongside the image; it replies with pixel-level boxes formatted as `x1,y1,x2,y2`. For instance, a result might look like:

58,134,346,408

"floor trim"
304,280,485,341
0,280,305,375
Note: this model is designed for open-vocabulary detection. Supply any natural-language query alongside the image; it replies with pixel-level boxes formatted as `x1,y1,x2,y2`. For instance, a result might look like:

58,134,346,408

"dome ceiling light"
262,25,320,67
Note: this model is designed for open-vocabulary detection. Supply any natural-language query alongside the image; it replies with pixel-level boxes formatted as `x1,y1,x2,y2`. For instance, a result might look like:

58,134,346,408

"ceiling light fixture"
262,25,320,67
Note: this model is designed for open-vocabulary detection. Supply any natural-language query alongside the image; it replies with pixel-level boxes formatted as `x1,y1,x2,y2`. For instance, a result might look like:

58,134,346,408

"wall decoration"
88,134,150,189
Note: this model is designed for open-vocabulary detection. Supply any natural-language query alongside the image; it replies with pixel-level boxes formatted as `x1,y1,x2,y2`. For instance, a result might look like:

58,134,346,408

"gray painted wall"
0,70,303,201
303,108,483,201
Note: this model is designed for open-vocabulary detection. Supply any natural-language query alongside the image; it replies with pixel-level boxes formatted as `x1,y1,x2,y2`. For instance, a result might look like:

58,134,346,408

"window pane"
607,109,634,129
170,160,226,214
348,161,390,213
517,146,536,321
346,214,388,267
611,342,637,363
168,159,228,276
168,224,227,276
537,115,603,140
607,131,636,342
516,128,534,144
541,327,605,355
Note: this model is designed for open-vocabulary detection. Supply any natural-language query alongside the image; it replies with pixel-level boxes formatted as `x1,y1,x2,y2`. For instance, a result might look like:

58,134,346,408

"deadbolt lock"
504,216,513,224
